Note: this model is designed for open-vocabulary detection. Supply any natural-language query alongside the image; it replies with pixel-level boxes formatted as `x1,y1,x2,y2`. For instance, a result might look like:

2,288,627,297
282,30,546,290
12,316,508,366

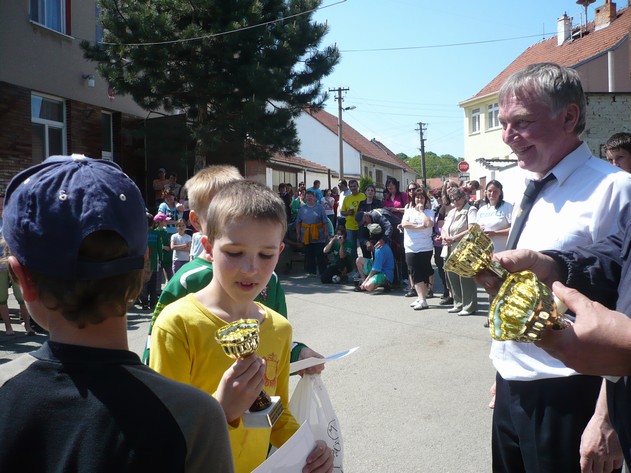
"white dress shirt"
491,142,631,380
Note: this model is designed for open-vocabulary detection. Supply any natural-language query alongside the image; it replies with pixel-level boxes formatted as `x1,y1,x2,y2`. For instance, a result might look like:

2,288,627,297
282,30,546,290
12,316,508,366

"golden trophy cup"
444,224,509,279
443,224,570,342
489,271,570,342
215,319,284,428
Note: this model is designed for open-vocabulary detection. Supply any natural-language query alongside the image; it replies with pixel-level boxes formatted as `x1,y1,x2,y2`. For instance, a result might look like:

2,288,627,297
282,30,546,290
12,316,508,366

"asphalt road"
0,275,496,472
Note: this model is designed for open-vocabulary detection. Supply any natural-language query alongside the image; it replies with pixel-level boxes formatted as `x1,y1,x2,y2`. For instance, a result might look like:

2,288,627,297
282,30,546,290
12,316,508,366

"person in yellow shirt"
339,179,365,258
150,180,333,473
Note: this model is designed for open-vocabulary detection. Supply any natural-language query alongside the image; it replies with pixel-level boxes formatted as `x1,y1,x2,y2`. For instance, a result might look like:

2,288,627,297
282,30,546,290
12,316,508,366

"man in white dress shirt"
490,63,631,473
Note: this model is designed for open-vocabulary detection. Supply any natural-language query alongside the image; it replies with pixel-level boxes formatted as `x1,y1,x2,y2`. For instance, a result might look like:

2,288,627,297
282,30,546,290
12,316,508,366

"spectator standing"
340,179,365,255
476,180,513,252
322,188,336,227
295,190,330,277
441,187,478,316
430,188,451,303
605,132,631,173
383,177,407,217
291,187,306,223
278,183,293,223
140,213,162,310
152,167,168,208
336,179,351,227
154,212,174,282
307,179,324,202
157,189,180,235
164,172,183,201
357,184,383,257
401,188,435,310
0,194,34,335
170,219,192,274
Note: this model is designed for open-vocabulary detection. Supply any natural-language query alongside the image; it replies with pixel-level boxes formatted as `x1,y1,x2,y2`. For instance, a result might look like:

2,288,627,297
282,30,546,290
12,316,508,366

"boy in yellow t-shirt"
150,180,333,473
340,179,366,257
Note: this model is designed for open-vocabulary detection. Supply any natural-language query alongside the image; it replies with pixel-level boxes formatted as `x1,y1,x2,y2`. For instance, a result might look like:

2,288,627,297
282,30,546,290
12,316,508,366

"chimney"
595,0,617,31
557,13,572,45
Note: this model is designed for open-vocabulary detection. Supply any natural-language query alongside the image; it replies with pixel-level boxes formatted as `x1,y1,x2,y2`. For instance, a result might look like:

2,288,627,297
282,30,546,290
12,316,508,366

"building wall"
295,113,362,176
0,83,33,193
461,94,511,187
0,0,146,116
576,41,631,92
583,92,631,157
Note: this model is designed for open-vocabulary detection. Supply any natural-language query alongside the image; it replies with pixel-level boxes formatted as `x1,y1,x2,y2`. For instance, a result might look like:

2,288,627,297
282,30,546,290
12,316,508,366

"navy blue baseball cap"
4,155,147,280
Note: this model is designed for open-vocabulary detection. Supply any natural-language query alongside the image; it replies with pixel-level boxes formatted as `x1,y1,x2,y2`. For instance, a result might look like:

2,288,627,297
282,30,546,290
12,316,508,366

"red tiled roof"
465,7,631,102
306,109,417,174
270,152,330,172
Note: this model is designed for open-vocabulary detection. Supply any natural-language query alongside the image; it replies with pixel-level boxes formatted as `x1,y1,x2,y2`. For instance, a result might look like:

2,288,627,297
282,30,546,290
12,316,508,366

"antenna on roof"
576,0,596,36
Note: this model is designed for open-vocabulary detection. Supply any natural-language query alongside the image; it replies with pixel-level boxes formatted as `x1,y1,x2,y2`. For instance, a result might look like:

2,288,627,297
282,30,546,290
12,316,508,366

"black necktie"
506,174,556,250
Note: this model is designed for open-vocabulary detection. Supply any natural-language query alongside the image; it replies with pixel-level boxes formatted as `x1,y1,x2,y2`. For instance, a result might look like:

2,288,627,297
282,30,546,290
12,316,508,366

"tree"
82,0,340,170
404,152,459,178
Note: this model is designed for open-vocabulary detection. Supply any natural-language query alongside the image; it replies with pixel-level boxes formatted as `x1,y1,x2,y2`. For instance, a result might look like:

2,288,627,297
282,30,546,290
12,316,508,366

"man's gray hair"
499,62,586,135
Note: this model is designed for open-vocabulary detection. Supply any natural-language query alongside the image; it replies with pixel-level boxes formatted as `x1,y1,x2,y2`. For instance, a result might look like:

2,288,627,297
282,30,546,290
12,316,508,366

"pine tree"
82,0,340,170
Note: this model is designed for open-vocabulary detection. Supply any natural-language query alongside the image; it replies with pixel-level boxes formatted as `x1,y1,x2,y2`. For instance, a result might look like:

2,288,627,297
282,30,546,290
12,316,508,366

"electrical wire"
99,0,347,47
339,32,556,53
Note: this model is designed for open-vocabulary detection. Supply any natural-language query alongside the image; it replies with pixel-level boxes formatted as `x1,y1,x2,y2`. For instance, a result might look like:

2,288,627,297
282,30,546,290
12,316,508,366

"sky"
312,0,599,159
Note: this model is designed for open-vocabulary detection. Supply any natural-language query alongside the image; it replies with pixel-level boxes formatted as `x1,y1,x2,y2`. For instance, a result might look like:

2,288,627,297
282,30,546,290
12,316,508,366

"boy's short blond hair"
205,180,287,242
184,165,242,221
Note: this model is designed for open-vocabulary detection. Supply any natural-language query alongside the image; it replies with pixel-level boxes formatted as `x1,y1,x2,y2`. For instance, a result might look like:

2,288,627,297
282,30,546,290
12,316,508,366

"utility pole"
330,87,349,180
416,122,427,186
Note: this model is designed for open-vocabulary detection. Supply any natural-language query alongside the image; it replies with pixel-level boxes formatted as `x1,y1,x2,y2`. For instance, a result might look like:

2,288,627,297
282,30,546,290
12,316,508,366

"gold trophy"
444,224,570,341
215,319,284,428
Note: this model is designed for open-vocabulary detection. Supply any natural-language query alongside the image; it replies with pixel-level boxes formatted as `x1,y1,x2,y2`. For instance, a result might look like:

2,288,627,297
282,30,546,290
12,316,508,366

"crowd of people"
280,174,516,320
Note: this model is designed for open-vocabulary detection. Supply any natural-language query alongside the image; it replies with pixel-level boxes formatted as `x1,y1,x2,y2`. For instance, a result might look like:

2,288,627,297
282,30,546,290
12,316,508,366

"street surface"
0,275,495,472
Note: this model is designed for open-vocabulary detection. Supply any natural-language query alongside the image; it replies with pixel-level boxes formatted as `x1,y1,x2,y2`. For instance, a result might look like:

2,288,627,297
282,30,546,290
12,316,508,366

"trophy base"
242,396,284,428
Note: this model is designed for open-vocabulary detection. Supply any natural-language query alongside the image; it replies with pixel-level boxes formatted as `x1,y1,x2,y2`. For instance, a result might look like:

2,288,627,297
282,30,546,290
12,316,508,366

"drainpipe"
608,50,615,92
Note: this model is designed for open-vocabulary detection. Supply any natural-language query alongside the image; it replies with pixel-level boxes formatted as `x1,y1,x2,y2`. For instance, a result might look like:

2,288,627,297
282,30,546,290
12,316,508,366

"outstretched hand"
297,347,325,376
535,282,631,376
475,249,561,295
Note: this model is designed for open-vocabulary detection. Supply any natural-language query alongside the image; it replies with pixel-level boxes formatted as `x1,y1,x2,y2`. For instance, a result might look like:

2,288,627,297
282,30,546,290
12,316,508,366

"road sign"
459,172,470,180
457,161,470,173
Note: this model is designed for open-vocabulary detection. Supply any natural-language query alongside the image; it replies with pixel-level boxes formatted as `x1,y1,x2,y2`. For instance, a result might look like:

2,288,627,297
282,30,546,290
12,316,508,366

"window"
470,108,481,134
375,170,383,187
101,112,113,161
30,0,69,34
487,103,500,129
32,94,66,162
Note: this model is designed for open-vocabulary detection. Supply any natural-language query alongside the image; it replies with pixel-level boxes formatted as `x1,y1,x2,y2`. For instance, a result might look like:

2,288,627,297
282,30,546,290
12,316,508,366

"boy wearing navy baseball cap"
0,155,234,473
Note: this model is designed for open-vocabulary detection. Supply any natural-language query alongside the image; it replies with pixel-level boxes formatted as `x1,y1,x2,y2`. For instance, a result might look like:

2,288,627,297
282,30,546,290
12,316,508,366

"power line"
97,0,347,47
339,32,555,53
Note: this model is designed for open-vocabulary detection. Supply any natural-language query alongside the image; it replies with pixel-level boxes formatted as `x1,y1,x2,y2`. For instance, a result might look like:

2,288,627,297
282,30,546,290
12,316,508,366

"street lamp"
337,105,355,180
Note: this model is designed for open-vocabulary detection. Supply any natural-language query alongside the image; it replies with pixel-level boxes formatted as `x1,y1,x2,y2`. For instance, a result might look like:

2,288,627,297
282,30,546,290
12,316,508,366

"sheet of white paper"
252,422,315,473
289,346,359,374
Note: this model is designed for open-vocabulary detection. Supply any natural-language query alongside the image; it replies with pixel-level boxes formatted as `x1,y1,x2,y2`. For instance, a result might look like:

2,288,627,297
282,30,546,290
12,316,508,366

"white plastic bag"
290,374,344,472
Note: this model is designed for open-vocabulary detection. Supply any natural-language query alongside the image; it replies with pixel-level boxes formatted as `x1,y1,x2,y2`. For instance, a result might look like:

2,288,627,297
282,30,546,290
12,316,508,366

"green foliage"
359,175,374,192
405,152,459,179
82,0,340,168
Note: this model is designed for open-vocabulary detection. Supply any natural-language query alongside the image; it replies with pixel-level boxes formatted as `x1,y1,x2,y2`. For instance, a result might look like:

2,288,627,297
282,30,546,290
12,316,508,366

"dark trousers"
140,271,159,308
303,242,327,275
433,246,448,296
493,372,604,473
